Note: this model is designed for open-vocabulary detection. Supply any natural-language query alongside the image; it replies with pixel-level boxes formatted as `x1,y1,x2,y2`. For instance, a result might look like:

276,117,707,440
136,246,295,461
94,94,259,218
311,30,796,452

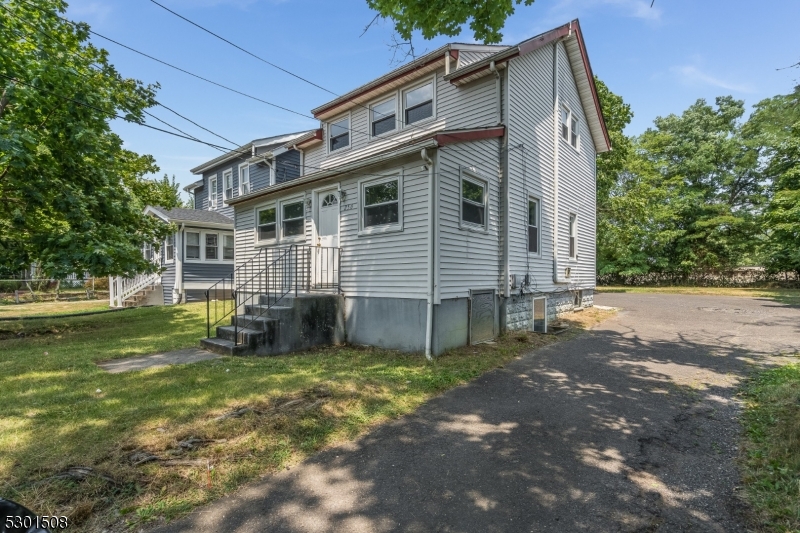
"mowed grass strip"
0,302,613,532
740,363,800,533
597,286,800,305
0,299,111,318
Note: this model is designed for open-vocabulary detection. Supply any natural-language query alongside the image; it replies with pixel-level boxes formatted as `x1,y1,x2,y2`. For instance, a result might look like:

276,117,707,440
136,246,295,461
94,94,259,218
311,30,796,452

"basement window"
282,201,305,238
186,232,200,259
532,297,547,333
404,81,433,125
371,98,396,137
257,207,276,241
329,116,350,152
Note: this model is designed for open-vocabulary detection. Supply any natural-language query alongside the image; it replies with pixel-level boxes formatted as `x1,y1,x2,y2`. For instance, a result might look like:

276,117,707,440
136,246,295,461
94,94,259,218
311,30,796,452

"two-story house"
199,19,610,357
109,131,310,307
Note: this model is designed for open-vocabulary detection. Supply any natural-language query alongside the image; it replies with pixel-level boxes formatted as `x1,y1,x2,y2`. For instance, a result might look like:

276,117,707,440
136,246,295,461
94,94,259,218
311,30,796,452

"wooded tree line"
596,81,800,281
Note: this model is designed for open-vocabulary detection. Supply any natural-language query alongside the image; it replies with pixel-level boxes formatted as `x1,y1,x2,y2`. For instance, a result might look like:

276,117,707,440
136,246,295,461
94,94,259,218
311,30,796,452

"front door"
315,190,339,289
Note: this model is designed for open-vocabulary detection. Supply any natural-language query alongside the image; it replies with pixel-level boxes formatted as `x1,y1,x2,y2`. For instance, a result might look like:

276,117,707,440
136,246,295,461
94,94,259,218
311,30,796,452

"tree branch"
360,14,380,38
0,80,14,119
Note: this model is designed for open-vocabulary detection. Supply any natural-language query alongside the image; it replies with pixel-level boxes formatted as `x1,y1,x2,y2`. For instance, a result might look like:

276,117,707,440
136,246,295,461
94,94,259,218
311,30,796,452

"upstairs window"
165,234,174,261
528,199,540,254
404,82,433,125
257,207,276,241
223,234,234,260
461,176,486,228
208,176,218,208
569,213,577,259
560,106,579,149
282,201,304,238
363,178,399,228
329,117,350,152
206,233,219,260
571,116,579,148
239,163,250,195
371,98,396,137
223,170,233,200
186,232,200,259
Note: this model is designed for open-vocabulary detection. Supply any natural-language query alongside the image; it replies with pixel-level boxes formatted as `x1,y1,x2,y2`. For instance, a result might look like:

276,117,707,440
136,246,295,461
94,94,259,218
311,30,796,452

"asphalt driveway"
152,293,800,532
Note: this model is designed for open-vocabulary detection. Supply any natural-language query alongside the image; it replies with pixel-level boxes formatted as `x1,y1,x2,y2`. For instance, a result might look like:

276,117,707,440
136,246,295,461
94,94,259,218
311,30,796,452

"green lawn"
0,299,111,318
597,286,800,305
0,302,613,531
740,364,800,532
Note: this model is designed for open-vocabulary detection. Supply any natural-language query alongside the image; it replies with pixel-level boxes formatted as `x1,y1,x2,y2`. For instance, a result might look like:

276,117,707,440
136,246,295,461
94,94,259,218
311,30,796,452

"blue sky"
65,0,800,198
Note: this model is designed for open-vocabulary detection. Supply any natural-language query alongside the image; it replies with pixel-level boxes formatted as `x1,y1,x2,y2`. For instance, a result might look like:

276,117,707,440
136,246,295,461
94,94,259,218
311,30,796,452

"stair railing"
205,247,268,338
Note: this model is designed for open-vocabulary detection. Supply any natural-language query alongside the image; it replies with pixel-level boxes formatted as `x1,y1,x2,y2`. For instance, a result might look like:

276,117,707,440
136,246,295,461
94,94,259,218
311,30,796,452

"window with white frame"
186,232,201,259
460,175,486,228
329,116,350,152
282,201,304,238
371,98,396,137
223,170,233,200
206,233,219,260
239,163,250,195
223,234,234,260
362,177,399,228
143,243,153,262
528,198,540,254
165,234,174,261
257,207,276,241
560,106,579,149
208,176,218,208
403,81,433,125
569,213,577,259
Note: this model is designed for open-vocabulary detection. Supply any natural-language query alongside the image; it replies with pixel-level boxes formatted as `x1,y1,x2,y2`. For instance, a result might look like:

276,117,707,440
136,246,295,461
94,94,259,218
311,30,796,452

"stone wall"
504,289,594,332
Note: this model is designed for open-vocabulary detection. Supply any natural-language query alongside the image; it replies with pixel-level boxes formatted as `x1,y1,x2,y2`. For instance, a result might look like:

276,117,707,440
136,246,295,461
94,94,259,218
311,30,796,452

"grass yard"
740,364,800,532
0,299,111,318
0,302,614,532
598,286,800,305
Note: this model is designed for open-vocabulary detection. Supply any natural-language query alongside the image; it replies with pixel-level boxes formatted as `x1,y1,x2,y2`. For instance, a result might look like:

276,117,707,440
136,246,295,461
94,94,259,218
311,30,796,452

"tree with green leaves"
0,0,175,278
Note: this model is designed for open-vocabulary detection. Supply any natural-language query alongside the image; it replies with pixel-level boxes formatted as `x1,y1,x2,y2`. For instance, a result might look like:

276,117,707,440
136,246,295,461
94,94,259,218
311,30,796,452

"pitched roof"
189,131,313,175
145,206,233,227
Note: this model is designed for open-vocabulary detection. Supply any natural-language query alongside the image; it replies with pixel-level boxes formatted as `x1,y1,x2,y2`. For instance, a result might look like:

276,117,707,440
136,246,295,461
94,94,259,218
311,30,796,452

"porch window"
569,213,577,259
329,117,350,152
223,234,234,260
206,233,219,260
223,170,233,200
404,81,433,125
372,98,396,137
257,207,276,241
143,243,153,262
186,232,200,259
282,201,304,238
461,176,486,228
528,199,539,254
239,163,250,195
165,234,174,261
363,179,399,228
208,176,218,208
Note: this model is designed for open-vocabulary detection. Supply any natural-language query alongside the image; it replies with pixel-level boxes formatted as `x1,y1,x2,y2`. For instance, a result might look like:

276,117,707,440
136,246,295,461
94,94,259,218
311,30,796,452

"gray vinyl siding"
436,68,498,130
437,139,502,300
506,41,596,293
161,260,176,305
249,163,271,192
183,262,234,284
275,149,302,184
456,50,497,69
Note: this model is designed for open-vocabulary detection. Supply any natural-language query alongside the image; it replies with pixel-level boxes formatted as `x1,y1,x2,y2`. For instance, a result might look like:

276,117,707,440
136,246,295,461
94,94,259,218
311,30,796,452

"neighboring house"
202,19,610,357
109,131,310,307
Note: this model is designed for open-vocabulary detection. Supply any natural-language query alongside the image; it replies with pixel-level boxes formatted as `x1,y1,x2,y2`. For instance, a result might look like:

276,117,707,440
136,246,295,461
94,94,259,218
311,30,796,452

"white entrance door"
315,191,339,289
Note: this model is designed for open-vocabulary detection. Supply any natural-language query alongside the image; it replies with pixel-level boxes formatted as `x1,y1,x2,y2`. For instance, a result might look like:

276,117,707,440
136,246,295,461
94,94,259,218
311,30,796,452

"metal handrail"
205,247,267,338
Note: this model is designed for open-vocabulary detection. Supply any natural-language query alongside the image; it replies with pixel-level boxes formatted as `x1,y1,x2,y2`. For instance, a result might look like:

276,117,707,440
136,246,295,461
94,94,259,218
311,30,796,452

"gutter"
552,41,568,285
421,148,435,360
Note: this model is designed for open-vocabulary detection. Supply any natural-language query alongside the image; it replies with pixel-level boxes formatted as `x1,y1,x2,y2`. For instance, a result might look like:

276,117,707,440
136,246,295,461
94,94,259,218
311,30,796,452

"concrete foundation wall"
345,296,427,352
504,289,595,332
432,297,469,355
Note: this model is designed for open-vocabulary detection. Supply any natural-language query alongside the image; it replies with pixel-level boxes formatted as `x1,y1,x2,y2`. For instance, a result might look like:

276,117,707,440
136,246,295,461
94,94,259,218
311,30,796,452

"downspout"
489,61,501,125
552,42,568,284
501,66,510,300
177,223,185,303
421,148,435,360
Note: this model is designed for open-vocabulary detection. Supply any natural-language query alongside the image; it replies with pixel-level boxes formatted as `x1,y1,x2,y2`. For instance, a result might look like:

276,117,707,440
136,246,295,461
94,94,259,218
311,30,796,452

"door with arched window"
318,191,339,248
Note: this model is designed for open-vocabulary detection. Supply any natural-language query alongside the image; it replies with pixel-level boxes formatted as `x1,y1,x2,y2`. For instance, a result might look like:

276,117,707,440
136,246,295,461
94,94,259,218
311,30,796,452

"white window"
186,232,200,259
165,234,174,262
282,200,305,238
208,176,218,209
560,106,579,149
329,116,350,152
460,175,486,229
223,234,234,260
257,207,276,241
239,163,250,195
528,199,540,254
143,243,153,262
362,177,400,228
223,170,233,200
206,233,219,260
403,81,433,125
569,213,577,259
371,98,396,137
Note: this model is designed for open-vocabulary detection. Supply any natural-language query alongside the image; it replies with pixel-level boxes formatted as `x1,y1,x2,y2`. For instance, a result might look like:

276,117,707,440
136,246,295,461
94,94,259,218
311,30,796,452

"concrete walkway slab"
97,348,221,373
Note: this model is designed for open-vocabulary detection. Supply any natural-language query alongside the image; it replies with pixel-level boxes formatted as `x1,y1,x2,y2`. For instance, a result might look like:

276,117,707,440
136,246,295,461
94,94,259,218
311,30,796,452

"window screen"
363,179,399,227
282,201,304,237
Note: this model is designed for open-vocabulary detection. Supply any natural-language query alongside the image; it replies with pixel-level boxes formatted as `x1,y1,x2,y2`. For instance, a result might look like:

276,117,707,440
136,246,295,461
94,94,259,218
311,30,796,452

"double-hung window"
371,98,396,137
165,234,174,261
403,81,433,125
460,176,486,228
560,106,579,149
186,232,201,259
206,233,218,260
143,243,153,262
569,214,577,259
570,116,579,148
208,176,218,208
363,178,399,228
329,117,350,152
223,234,234,260
282,201,304,238
239,163,250,195
528,199,540,254
223,170,233,200
257,207,276,241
